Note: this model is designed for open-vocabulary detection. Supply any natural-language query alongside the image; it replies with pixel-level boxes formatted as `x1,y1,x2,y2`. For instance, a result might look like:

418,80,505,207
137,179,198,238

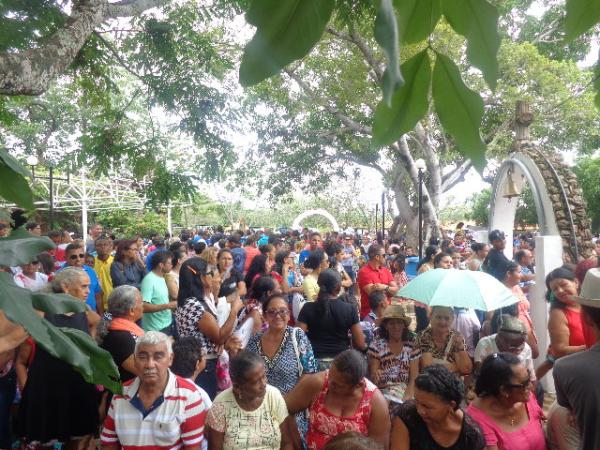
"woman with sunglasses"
246,294,318,447
110,239,146,290
467,352,546,450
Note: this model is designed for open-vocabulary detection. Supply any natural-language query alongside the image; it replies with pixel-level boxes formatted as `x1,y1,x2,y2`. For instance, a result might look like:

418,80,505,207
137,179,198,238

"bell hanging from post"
502,169,521,202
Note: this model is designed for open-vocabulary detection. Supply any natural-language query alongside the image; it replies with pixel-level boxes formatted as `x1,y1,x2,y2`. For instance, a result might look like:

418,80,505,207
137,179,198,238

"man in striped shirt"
101,331,207,450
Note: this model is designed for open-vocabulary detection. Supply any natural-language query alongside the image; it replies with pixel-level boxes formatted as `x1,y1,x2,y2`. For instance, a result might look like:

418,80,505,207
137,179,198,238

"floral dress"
246,326,318,442
417,327,466,365
367,333,420,400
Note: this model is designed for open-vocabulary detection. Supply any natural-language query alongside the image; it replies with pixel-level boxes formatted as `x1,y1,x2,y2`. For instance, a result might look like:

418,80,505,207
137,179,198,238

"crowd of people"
1,220,600,450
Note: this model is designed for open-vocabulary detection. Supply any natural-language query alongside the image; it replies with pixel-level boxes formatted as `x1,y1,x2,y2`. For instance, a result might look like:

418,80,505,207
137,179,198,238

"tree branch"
285,69,372,135
0,0,166,96
348,28,384,83
94,32,148,84
441,160,473,192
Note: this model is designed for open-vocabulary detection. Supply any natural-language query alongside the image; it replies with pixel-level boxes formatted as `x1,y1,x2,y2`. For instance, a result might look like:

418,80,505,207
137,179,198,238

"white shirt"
474,334,536,380
13,272,48,292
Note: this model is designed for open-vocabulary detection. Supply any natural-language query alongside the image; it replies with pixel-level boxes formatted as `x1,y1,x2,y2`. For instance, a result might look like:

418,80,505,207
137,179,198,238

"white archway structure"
292,209,340,231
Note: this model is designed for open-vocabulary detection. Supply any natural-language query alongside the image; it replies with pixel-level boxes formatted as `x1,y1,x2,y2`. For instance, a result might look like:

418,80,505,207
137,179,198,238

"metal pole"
81,169,88,242
418,169,423,259
167,202,173,238
49,166,54,229
381,192,385,244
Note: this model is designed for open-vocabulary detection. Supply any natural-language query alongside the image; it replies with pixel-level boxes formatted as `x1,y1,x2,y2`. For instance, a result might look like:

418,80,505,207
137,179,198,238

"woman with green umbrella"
417,306,472,376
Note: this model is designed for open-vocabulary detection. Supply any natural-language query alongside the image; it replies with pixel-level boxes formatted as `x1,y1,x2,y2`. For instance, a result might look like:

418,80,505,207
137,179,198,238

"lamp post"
415,158,427,259
27,155,69,230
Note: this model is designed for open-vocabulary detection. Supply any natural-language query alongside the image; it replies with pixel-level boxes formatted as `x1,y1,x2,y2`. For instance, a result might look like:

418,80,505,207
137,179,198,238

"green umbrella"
396,269,518,311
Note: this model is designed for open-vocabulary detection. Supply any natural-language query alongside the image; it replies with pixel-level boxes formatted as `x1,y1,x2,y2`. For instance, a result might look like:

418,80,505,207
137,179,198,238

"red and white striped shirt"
101,371,207,450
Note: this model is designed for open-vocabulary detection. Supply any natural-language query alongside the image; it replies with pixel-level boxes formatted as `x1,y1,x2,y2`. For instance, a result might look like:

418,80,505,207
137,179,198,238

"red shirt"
243,246,260,274
357,263,394,318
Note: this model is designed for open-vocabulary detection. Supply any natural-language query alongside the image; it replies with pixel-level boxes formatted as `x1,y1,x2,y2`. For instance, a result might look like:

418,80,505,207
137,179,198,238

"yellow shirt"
302,273,319,302
94,255,114,309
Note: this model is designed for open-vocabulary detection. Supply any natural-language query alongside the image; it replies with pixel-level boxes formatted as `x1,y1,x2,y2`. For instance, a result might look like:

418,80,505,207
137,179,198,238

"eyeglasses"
265,308,289,318
505,377,532,390
69,253,85,260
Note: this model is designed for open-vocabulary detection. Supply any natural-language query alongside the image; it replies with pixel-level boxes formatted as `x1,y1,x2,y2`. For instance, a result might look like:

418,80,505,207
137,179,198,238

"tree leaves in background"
0,150,34,210
432,52,486,171
374,0,404,106
595,62,600,110
395,0,441,44
239,0,334,86
0,273,121,393
0,228,55,267
564,0,600,42
442,0,500,90
373,49,431,147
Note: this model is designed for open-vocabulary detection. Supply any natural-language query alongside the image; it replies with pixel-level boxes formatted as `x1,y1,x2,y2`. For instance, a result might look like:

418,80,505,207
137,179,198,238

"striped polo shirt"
101,371,207,450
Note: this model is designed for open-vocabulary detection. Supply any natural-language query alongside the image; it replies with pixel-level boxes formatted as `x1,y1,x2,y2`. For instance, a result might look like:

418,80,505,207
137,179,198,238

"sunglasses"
505,377,532,390
69,253,85,260
265,308,289,318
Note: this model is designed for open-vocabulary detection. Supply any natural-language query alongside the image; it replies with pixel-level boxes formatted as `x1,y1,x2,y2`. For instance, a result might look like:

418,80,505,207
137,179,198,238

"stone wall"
518,144,594,262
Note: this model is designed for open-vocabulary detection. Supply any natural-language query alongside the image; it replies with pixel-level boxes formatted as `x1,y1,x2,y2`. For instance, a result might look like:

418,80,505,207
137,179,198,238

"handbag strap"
291,327,303,377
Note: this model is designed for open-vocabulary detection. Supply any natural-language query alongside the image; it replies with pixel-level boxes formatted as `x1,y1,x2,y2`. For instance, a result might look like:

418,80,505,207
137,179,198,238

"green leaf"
31,292,88,315
373,49,431,147
394,0,441,44
432,52,486,171
375,0,404,106
0,149,31,178
564,0,600,42
0,164,34,210
442,0,500,90
0,273,121,393
0,228,55,267
239,0,334,86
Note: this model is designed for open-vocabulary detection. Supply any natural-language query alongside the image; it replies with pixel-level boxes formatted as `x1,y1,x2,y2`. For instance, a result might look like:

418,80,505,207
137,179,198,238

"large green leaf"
375,0,404,106
0,228,55,267
239,0,334,87
564,0,600,42
442,0,500,90
0,164,34,210
373,49,431,147
0,149,31,178
394,0,441,44
0,273,121,393
432,52,486,171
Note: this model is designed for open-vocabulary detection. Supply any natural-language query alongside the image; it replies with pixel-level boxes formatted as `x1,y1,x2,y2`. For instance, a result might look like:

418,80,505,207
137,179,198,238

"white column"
81,170,88,243
531,235,563,393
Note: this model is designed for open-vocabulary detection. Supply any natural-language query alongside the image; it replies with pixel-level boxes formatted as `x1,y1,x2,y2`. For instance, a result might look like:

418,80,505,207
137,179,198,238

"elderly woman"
367,305,420,403
110,239,145,290
417,306,472,376
206,350,292,450
175,257,243,399
247,294,318,445
97,285,144,383
17,267,100,449
546,266,587,358
298,269,366,370
285,349,390,449
433,252,454,269
391,365,485,450
467,353,545,450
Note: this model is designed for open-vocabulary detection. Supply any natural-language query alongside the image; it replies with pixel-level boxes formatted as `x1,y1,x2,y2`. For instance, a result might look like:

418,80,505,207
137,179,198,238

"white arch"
292,209,340,232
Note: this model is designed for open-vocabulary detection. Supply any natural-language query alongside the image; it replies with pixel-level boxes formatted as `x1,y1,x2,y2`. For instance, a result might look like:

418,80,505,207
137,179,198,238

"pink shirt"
467,393,545,450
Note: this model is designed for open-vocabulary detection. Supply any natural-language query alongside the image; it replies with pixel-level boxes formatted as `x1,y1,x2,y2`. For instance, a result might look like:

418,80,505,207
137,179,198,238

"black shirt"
218,268,243,298
297,298,359,358
101,330,137,383
483,248,510,281
396,400,485,450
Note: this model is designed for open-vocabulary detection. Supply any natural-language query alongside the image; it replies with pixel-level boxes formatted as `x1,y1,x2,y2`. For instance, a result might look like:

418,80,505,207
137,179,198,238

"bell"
502,172,521,202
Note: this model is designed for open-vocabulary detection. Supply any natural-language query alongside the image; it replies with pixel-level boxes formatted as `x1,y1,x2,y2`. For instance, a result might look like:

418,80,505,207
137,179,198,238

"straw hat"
572,268,600,308
380,304,411,327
